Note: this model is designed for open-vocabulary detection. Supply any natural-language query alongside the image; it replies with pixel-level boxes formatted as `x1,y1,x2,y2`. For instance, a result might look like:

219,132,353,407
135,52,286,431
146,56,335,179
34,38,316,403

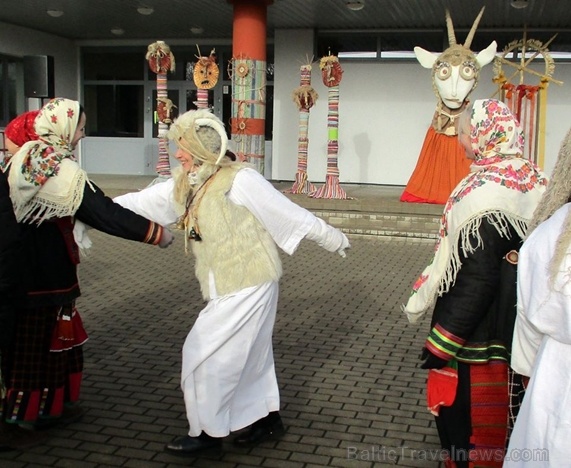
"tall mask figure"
400,8,497,204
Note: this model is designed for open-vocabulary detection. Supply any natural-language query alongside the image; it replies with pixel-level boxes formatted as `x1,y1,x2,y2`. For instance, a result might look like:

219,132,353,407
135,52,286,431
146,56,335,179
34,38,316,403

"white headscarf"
403,99,548,323
8,97,88,223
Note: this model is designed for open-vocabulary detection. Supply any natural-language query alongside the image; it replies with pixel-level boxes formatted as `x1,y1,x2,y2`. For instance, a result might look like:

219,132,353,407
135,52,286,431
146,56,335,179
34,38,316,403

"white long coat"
115,168,317,436
505,203,571,467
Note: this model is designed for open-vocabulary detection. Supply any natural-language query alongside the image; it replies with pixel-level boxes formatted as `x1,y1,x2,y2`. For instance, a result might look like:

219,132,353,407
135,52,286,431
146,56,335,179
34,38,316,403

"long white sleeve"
228,168,316,255
305,217,350,257
510,304,544,377
511,204,571,375
113,178,180,227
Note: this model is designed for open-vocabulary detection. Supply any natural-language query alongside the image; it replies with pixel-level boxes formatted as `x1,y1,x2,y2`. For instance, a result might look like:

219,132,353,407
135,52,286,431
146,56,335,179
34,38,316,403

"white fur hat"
167,109,228,165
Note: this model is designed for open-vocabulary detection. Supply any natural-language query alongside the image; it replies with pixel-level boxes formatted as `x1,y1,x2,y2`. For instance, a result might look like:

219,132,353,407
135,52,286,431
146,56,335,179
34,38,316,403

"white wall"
0,21,79,100
2,24,569,183
82,137,154,175
273,28,571,185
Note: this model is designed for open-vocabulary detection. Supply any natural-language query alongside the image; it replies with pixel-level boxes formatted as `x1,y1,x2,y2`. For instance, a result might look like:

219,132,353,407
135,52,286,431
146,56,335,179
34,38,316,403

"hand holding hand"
73,220,93,250
159,227,174,248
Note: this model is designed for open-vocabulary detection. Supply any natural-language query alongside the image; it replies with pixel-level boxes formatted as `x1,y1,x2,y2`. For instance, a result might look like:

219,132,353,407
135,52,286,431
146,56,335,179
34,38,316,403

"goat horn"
464,7,485,49
445,10,456,46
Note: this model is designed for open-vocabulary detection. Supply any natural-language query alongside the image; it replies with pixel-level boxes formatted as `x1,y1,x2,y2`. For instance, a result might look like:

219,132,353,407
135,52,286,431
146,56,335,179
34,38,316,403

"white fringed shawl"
403,157,547,324
6,98,87,224
8,155,87,224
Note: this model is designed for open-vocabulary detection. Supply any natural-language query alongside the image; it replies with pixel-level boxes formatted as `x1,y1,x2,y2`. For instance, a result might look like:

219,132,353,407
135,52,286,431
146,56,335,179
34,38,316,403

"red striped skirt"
435,360,509,468
1,303,87,425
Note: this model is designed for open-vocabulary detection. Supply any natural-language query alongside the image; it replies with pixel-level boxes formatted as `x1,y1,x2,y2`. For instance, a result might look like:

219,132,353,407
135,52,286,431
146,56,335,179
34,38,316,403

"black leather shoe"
233,413,285,446
165,433,222,454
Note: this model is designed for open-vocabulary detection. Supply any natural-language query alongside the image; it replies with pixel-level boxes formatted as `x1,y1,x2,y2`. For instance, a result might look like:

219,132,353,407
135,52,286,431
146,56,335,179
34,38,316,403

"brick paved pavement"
0,230,445,468
1,175,448,467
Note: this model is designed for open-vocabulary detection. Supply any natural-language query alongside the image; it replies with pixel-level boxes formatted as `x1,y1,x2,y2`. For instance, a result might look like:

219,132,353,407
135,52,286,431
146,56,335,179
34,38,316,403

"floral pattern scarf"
8,98,88,223
404,99,548,324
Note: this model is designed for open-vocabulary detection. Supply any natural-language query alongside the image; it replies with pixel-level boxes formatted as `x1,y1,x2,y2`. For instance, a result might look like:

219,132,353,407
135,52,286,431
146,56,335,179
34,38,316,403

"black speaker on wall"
23,55,55,98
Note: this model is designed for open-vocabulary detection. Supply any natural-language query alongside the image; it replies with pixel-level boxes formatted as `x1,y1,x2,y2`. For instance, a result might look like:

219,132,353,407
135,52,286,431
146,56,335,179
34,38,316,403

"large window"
316,30,571,61
82,49,145,137
81,45,276,140
0,55,25,128
84,51,145,81
84,84,144,137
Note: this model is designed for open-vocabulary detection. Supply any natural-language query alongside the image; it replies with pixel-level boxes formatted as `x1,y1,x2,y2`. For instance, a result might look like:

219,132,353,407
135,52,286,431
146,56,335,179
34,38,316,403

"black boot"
233,412,285,446
165,432,222,455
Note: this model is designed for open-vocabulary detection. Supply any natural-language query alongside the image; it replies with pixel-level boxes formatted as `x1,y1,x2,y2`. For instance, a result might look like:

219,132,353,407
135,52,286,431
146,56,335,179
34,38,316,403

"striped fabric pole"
196,89,209,109
155,72,170,177
145,41,175,179
285,63,317,194
311,54,349,199
231,59,266,167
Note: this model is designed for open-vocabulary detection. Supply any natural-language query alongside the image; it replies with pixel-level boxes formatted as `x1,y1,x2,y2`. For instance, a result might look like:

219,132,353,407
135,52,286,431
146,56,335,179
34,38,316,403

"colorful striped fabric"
469,361,509,467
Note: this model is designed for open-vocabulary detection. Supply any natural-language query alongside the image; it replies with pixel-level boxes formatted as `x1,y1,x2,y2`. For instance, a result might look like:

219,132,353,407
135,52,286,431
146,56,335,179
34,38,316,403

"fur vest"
192,165,282,299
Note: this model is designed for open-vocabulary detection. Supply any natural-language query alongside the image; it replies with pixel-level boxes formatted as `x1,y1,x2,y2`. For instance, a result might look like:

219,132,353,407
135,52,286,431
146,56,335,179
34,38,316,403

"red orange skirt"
401,127,472,204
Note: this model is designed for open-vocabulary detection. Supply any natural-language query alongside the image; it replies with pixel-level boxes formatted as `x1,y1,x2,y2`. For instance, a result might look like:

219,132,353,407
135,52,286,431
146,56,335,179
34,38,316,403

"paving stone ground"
1,230,446,468
1,176,449,468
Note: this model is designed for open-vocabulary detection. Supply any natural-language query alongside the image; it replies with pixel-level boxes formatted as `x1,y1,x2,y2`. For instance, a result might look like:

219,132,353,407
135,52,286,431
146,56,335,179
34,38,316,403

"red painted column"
229,0,272,173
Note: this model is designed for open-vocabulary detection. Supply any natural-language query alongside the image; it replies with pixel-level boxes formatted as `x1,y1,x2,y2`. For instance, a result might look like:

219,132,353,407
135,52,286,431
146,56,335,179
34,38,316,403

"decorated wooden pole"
146,41,175,179
492,33,562,168
193,47,219,110
310,53,348,199
285,62,318,194
229,0,271,172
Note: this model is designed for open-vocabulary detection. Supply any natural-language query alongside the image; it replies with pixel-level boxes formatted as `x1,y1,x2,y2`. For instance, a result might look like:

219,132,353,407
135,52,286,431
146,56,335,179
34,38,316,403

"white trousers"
181,281,280,437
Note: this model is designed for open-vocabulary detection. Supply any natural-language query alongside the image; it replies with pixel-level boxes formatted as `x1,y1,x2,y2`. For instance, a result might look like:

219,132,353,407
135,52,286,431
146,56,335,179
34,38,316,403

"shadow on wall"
354,131,372,183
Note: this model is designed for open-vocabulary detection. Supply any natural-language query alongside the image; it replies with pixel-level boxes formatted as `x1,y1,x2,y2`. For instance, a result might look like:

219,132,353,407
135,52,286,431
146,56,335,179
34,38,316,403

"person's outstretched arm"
75,181,173,247
113,178,179,227
229,167,349,257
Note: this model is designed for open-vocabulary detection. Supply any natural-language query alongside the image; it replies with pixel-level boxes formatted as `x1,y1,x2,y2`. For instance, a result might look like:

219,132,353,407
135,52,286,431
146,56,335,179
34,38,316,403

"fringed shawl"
9,156,87,223
404,99,548,323
7,98,87,224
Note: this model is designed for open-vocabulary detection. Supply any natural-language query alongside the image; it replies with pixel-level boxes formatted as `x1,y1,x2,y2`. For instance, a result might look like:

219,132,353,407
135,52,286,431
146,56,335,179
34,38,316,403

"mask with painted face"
414,7,497,111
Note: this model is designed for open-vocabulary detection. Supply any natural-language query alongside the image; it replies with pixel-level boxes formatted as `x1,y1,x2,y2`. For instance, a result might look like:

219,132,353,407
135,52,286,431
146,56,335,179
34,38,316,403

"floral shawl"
403,99,548,324
7,98,88,223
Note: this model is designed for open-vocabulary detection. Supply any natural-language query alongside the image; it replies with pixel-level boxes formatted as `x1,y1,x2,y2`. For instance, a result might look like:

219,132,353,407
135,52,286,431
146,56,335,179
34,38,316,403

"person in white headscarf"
403,99,547,467
114,108,350,454
0,99,173,450
504,128,571,468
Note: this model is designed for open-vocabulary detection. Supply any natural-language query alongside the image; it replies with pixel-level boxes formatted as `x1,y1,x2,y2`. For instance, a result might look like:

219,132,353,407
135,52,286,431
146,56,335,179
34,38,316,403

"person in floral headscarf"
0,99,173,450
403,99,548,467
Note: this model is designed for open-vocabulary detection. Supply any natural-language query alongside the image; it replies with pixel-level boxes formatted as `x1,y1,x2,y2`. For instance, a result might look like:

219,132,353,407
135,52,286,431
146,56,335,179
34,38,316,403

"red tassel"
50,307,89,351
56,314,74,341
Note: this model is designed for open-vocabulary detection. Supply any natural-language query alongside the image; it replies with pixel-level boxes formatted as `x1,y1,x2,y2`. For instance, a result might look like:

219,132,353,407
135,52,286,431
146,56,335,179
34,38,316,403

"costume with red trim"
404,99,547,467
1,100,166,432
